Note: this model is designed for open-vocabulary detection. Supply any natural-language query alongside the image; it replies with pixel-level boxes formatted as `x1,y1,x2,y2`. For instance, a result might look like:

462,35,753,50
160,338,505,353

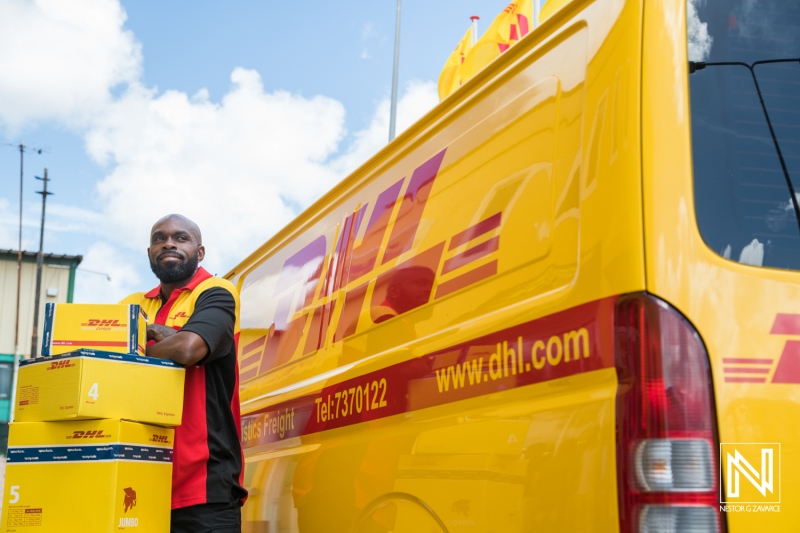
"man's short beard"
150,251,200,284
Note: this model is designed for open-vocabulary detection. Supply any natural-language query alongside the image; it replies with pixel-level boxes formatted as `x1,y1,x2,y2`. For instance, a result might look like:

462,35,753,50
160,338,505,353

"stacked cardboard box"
41,303,148,357
5,304,185,533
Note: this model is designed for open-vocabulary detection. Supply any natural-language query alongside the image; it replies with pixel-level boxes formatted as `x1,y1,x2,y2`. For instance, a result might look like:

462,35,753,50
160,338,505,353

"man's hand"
147,324,179,343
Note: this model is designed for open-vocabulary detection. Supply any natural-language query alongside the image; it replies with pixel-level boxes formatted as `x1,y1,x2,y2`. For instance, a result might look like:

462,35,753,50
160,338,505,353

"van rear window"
688,0,800,270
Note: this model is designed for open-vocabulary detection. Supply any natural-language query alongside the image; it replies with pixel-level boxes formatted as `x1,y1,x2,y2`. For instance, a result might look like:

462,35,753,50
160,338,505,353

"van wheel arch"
352,492,449,533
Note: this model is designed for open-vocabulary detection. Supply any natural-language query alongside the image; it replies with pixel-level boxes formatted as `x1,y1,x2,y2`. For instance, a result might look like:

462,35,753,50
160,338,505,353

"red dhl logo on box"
46,360,75,370
66,430,111,439
80,319,127,331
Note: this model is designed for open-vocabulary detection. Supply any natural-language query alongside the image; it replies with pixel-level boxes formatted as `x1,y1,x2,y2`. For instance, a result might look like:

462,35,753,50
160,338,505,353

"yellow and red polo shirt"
121,267,247,509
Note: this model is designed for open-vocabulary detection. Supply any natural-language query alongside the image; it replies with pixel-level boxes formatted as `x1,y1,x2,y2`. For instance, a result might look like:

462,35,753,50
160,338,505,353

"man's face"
148,217,205,284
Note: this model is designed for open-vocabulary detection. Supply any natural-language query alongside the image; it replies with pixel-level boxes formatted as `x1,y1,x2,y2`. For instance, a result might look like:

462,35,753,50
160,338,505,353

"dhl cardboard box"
42,303,147,357
3,419,174,533
15,349,184,426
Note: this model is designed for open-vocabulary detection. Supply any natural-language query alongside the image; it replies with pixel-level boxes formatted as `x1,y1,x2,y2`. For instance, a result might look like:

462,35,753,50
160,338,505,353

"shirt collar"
144,267,213,299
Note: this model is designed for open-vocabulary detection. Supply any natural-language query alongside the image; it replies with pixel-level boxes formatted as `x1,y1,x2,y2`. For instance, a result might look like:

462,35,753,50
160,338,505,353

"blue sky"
0,0,514,301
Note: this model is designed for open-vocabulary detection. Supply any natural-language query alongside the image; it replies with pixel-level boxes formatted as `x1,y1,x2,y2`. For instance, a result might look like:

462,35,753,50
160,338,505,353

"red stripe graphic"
771,314,800,335
239,335,267,369
435,260,498,300
52,340,128,347
724,377,766,383
722,358,772,365
240,367,259,382
723,367,770,374
449,213,501,250
240,297,616,449
441,236,500,275
241,336,267,355
240,352,263,369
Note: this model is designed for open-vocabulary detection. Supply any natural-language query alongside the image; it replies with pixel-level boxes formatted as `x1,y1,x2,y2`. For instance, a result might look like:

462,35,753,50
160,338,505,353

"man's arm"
146,287,236,366
146,325,209,366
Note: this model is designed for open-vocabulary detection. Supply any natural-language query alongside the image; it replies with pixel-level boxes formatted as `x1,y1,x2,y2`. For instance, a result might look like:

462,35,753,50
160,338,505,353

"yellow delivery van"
226,0,800,531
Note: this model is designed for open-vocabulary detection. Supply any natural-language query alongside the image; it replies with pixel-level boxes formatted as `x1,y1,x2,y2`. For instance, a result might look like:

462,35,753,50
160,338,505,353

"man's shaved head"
151,214,202,243
148,214,205,287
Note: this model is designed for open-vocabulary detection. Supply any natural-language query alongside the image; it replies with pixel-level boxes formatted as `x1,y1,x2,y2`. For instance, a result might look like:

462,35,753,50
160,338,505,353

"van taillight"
615,294,725,533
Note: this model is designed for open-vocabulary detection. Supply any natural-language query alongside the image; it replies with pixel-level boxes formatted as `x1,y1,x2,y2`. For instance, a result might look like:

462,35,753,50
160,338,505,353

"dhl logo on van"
80,318,127,331
723,314,800,384
240,297,616,449
47,360,75,370
66,430,111,439
239,148,504,381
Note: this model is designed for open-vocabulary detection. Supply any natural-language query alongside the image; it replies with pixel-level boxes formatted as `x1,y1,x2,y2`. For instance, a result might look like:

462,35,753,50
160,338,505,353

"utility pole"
31,169,53,357
388,0,402,142
2,142,44,357
2,141,44,423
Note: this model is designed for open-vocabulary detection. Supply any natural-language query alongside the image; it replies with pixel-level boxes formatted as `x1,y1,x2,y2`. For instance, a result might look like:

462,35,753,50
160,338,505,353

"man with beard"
120,214,247,533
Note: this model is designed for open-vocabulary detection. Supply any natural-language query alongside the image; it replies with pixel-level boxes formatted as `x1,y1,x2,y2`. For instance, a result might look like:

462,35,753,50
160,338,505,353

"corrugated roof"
0,249,82,264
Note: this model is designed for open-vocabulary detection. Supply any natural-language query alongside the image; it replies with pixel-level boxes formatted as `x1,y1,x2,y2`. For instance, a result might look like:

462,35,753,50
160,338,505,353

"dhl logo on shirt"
239,148,504,382
80,318,127,331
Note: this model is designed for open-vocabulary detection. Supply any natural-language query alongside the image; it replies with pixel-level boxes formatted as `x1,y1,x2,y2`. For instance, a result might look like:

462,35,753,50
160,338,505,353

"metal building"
0,249,82,444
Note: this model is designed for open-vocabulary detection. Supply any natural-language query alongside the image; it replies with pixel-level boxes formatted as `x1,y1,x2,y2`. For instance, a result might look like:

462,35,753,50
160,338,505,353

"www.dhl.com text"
434,328,591,393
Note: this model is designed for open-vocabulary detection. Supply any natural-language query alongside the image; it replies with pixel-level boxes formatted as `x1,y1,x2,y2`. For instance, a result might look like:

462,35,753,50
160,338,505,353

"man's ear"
197,245,205,262
147,246,151,257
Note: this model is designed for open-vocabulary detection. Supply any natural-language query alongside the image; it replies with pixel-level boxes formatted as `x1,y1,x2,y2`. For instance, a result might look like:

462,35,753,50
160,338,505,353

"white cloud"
84,68,346,273
0,198,39,251
74,241,142,303
0,0,440,297
45,203,104,234
83,74,437,275
739,238,764,267
0,0,141,130
360,21,385,60
687,0,713,62
0,199,104,254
